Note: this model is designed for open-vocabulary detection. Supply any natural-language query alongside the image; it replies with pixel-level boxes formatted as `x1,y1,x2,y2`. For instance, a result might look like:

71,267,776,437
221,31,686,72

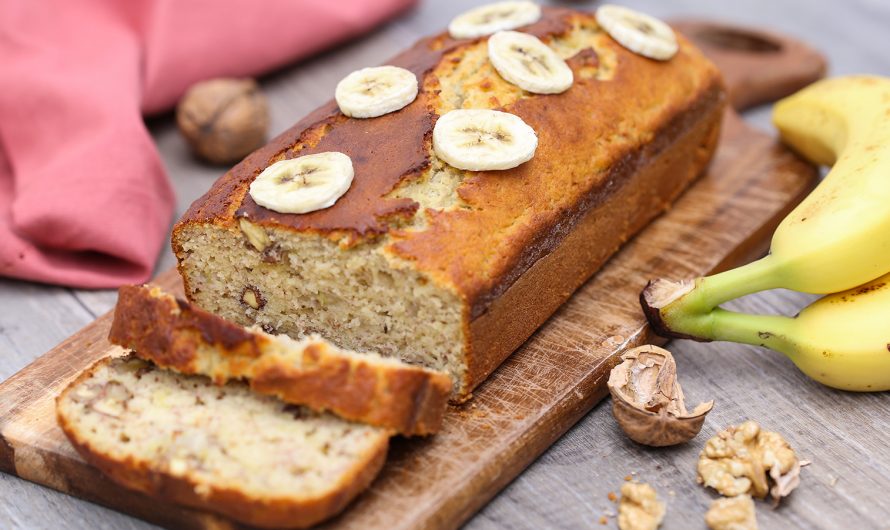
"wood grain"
0,14,831,530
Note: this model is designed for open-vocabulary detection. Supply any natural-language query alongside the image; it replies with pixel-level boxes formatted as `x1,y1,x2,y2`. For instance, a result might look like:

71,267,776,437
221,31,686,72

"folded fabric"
0,0,414,288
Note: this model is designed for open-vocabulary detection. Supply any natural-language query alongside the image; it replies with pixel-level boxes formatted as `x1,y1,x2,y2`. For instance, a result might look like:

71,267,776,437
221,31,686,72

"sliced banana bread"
56,355,389,529
108,284,451,436
173,6,724,398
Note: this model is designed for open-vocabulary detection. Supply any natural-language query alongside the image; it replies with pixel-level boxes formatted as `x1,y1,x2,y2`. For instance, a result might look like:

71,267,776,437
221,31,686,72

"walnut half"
697,420,801,505
607,345,713,446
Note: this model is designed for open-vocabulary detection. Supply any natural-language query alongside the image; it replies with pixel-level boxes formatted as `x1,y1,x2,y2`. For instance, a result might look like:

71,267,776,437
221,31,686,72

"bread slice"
108,284,451,436
56,354,389,528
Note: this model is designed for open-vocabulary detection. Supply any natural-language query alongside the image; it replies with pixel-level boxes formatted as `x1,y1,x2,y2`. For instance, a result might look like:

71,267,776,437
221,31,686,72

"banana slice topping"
448,1,542,40
249,152,354,214
488,31,573,94
433,109,538,171
596,4,678,61
335,66,418,119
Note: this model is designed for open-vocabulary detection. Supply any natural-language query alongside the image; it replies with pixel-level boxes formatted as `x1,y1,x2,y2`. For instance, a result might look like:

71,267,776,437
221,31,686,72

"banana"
335,66,418,119
448,1,542,40
595,4,678,61
769,76,890,293
649,273,890,392
488,31,573,94
433,109,538,171
642,76,890,319
248,152,354,214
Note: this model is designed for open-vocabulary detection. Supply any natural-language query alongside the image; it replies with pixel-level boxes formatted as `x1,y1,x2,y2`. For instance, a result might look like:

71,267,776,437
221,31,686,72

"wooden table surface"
2,1,889,529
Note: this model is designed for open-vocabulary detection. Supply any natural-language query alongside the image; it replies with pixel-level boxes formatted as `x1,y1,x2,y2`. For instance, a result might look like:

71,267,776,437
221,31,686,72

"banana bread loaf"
56,355,389,528
108,284,451,435
173,6,725,398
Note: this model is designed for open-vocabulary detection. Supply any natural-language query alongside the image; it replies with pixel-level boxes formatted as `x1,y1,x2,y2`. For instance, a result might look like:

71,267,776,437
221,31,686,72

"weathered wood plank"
0,280,95,380
0,472,150,530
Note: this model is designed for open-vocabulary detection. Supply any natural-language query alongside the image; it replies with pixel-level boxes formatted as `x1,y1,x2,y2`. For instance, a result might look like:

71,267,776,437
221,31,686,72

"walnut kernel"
176,78,269,164
697,420,800,504
617,482,665,530
239,217,270,252
607,345,713,446
705,495,758,530
240,286,266,310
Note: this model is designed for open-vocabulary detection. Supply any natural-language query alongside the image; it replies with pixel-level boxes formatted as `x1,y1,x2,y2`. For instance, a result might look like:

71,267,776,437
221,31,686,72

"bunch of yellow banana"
641,75,890,391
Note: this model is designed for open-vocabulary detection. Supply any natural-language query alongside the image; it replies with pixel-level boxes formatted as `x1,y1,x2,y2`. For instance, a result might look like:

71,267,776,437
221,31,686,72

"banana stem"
663,255,784,321
665,305,794,357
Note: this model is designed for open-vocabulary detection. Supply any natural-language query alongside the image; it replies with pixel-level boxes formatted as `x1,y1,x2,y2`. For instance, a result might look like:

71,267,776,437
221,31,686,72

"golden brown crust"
248,343,451,437
232,102,427,244
173,8,575,247
108,285,451,436
56,356,389,529
387,23,723,318
464,95,724,393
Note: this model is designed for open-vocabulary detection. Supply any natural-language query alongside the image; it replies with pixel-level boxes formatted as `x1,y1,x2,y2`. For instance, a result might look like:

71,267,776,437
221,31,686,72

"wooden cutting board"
0,21,825,530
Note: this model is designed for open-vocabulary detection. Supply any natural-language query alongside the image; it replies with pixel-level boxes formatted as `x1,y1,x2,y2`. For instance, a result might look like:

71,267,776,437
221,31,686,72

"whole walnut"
176,78,269,165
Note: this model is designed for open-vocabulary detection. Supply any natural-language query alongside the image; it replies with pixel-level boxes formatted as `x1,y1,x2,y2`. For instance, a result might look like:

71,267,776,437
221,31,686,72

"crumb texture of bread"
109,284,452,435
173,7,725,398
172,227,468,393
56,355,389,529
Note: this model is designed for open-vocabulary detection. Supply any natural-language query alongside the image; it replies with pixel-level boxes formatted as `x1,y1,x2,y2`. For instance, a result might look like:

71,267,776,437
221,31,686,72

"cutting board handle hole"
692,28,782,54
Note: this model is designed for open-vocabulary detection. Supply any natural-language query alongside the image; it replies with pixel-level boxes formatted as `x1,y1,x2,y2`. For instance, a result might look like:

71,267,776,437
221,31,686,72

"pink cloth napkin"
0,0,414,288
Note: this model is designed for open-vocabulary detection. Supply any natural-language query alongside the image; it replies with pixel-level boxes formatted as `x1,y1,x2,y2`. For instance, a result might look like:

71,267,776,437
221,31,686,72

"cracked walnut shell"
698,420,801,504
607,345,713,446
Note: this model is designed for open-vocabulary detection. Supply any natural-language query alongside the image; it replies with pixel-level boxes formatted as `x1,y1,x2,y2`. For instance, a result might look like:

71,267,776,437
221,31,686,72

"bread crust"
465,88,724,392
172,9,574,246
56,356,389,528
172,6,726,398
109,285,451,435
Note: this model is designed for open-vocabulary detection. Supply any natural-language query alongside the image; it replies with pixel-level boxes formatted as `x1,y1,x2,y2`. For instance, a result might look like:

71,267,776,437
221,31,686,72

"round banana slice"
595,4,678,61
335,66,418,119
448,1,542,40
433,109,537,171
249,152,354,214
488,31,573,94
